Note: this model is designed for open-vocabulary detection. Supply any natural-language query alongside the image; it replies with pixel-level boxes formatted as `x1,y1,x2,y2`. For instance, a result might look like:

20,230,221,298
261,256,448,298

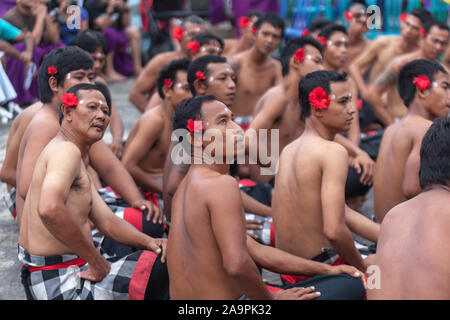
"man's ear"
185,131,203,148
194,79,208,95
416,88,430,100
48,76,59,94
311,106,325,118
162,86,172,99
61,105,75,122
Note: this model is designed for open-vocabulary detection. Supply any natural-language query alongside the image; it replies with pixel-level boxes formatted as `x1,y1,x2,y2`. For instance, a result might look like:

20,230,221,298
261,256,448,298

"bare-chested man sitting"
129,15,206,112
344,1,371,69
365,19,449,126
19,83,168,300
229,12,284,125
368,117,450,300
373,59,450,223
272,71,379,285
167,95,366,300
122,58,192,196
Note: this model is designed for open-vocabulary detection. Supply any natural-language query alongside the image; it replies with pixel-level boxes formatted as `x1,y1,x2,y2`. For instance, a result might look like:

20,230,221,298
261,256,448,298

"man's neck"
349,30,364,45
406,103,434,121
399,36,419,53
324,61,341,73
43,99,61,115
423,184,450,193
161,100,175,123
304,117,337,141
58,126,91,156
191,158,231,175
285,73,300,102
249,46,268,64
16,5,31,16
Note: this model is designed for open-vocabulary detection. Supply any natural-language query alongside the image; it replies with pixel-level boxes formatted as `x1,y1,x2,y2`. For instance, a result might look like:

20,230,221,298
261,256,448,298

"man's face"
70,89,110,143
321,81,355,132
400,14,423,43
297,45,324,78
422,26,449,61
200,100,244,161
193,40,223,59
348,4,368,34
167,70,192,108
90,48,106,77
424,71,450,119
242,15,260,38
17,0,34,12
254,22,282,55
57,68,96,101
203,62,236,107
181,22,205,48
324,31,349,70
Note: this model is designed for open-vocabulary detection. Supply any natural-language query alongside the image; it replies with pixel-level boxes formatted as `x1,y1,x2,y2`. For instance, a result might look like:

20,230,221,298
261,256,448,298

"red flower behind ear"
317,36,327,46
420,28,427,36
294,48,306,63
172,26,184,41
48,65,58,76
239,16,250,29
196,71,206,80
399,13,407,22
302,29,310,36
187,119,204,133
164,78,173,88
413,75,431,91
252,26,258,33
344,11,353,21
309,87,330,110
186,40,200,54
61,92,78,107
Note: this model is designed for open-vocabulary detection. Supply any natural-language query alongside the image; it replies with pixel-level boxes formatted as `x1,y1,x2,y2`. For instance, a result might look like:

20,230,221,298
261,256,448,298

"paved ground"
0,78,375,299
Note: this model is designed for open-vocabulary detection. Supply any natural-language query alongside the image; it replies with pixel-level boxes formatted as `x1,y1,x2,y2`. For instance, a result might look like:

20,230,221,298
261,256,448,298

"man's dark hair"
157,58,190,99
253,12,285,37
419,117,450,189
59,83,109,124
280,36,323,76
181,15,206,27
410,7,434,27
298,70,348,118
398,59,447,108
308,16,333,33
318,23,348,40
187,55,227,95
71,30,108,54
247,10,263,20
423,18,450,34
191,32,225,51
38,47,93,103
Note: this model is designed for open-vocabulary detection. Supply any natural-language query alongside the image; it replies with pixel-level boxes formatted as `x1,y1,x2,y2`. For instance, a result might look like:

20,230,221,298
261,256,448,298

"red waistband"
281,257,346,284
22,257,87,273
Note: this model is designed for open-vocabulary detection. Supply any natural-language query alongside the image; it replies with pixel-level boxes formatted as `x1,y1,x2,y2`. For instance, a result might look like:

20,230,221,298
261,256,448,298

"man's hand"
109,139,124,159
272,286,321,300
131,198,163,224
245,219,263,240
19,52,32,71
145,238,167,263
32,4,48,18
349,151,375,186
327,264,367,289
78,255,110,282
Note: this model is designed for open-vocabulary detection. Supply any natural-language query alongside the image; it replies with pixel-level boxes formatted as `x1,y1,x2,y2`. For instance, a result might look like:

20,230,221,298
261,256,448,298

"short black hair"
347,0,367,11
419,117,450,189
308,16,333,33
410,7,434,27
38,47,94,103
59,83,109,124
187,55,227,95
181,15,206,27
253,12,285,37
397,59,448,108
298,70,348,118
71,30,107,54
247,10,263,20
280,36,323,76
191,32,225,51
423,19,450,34
157,58,190,99
318,23,348,40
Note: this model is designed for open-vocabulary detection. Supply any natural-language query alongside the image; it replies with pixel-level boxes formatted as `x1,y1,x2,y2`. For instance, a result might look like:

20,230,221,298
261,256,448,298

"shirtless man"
444,44,450,70
272,71,379,285
16,46,162,228
373,59,450,223
129,15,206,112
19,83,168,300
368,117,450,300
344,1,371,68
365,19,449,126
222,11,262,58
122,58,191,195
229,12,284,123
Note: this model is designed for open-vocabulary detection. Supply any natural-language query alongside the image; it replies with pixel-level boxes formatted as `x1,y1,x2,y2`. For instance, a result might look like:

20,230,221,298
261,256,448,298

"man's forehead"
349,4,365,14
184,22,205,32
201,100,230,118
78,89,105,101
174,70,188,82
329,32,349,42
428,27,450,40
330,81,350,95
434,70,449,82
259,22,282,34
304,44,321,57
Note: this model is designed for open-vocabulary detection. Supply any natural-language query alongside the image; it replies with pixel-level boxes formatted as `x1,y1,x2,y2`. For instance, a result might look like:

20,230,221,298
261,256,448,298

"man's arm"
347,78,361,146
30,5,47,45
108,103,124,158
121,116,164,194
208,176,273,300
345,205,379,243
44,13,60,44
402,142,422,199
320,144,366,272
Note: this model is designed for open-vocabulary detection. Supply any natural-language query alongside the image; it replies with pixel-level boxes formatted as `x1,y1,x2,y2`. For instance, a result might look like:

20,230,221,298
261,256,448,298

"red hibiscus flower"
239,16,250,29
186,40,200,54
399,13,407,22
317,36,327,46
420,28,427,36
413,75,431,91
252,26,258,33
187,119,204,133
48,65,58,76
172,26,184,41
302,29,310,36
309,87,330,110
294,48,306,63
61,92,78,107
357,98,363,111
344,11,353,21
164,78,173,88
196,71,206,80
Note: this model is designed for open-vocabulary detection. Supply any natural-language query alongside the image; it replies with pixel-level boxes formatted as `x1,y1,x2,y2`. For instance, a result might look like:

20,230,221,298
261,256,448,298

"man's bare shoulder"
140,51,184,75
139,105,166,128
287,135,347,162
22,109,59,144
392,50,421,71
252,84,287,115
